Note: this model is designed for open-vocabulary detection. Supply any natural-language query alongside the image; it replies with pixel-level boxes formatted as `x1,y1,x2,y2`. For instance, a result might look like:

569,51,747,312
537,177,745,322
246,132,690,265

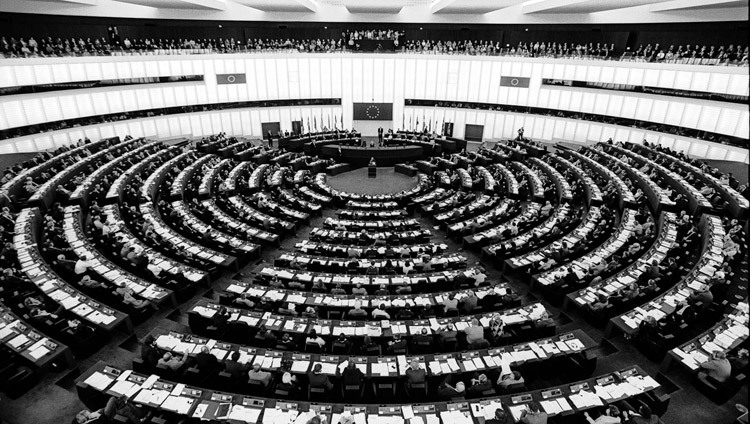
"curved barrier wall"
0,54,747,161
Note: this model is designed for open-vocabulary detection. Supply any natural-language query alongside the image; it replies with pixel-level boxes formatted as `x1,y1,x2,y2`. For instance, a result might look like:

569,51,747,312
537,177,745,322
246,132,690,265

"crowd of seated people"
1,30,746,65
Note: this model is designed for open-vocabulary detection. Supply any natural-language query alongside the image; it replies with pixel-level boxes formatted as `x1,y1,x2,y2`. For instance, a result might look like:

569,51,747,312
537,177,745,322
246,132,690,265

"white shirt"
74,259,95,275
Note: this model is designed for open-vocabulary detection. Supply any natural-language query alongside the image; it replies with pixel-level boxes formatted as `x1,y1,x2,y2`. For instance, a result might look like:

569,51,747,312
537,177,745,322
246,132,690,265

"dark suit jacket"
308,372,333,390
195,352,219,373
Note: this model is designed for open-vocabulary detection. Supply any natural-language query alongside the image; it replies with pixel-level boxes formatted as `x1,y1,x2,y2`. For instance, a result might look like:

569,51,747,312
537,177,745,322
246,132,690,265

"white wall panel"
634,98,652,121
735,111,749,138
319,58,331,100
697,106,720,132
34,64,54,85
75,94,95,118
0,55,747,162
643,69,660,86
23,98,45,126
134,88,152,110
3,100,26,128
728,74,749,97
650,100,668,123
681,104,702,128
352,59,364,102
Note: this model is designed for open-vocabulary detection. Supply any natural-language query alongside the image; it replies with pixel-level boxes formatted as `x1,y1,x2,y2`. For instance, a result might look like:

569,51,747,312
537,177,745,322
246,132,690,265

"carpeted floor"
327,167,419,195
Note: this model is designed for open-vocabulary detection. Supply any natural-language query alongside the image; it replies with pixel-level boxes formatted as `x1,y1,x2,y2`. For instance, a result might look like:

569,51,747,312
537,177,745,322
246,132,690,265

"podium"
368,166,376,178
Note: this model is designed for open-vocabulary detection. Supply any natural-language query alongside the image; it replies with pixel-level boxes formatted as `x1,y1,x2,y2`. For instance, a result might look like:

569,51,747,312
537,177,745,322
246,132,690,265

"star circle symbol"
510,78,519,86
366,105,381,119
227,75,236,83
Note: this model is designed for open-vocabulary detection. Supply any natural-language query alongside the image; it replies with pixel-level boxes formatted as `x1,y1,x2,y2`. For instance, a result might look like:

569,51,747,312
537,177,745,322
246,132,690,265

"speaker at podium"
368,157,377,178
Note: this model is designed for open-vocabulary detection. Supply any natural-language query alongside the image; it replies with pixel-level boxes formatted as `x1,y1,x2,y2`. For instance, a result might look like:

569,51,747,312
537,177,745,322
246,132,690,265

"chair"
308,385,329,401
331,342,352,355
695,372,746,404
245,379,268,395
305,342,323,353
412,339,434,354
342,383,365,400
404,381,428,398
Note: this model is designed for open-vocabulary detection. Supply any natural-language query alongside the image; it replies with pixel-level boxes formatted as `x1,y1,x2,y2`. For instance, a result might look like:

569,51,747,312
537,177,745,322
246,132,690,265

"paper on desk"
227,405,261,423
84,372,115,391
401,406,415,420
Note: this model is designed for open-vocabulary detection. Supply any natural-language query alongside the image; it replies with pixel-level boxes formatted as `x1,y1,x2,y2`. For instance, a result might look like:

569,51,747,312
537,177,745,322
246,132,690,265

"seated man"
347,303,368,319
413,328,433,346
372,304,390,320
224,351,248,381
518,401,547,424
308,363,334,391
405,359,427,387
276,333,296,350
699,351,732,384
247,363,273,387
157,350,189,371
467,374,493,397
194,346,219,374
387,334,408,354
583,405,621,424
497,370,524,390
437,378,465,400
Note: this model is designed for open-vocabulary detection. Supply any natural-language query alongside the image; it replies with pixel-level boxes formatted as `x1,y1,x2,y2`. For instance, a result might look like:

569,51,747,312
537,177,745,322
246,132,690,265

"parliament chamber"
0,2,748,424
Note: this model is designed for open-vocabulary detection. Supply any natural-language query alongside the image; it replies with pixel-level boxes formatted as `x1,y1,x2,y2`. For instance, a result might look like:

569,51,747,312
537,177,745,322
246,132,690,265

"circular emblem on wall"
227,75,236,83
366,105,381,119
510,78,519,86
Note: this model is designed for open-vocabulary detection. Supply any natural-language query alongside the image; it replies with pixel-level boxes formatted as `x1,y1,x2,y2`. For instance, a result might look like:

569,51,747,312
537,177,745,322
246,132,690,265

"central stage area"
320,139,425,166
326,166,419,195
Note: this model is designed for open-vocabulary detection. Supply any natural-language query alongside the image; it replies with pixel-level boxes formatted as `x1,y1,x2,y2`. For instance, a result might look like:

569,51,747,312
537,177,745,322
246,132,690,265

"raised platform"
320,143,424,167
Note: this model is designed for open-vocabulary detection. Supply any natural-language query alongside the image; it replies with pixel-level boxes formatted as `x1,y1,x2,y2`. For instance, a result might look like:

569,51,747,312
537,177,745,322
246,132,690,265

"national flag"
500,76,531,88
352,103,393,120
216,73,246,84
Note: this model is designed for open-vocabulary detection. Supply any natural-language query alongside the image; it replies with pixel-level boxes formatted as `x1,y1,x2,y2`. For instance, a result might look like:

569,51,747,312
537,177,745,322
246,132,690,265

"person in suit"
699,351,732,383
378,127,384,145
308,363,334,391
518,401,548,424
195,346,219,374
224,351,247,381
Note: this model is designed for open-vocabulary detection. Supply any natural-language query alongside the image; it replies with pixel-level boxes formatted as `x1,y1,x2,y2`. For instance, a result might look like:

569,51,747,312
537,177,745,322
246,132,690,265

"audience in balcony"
1,31,746,66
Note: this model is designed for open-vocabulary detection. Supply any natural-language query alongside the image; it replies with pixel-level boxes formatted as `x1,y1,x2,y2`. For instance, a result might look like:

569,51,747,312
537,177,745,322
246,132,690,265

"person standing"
378,127,384,146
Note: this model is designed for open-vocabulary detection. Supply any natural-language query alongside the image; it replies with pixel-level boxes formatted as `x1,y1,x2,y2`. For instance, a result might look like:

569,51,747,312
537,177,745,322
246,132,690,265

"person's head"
493,408,507,423
714,351,727,360
421,328,428,335
394,333,402,341
231,351,240,361
512,371,522,380
282,372,293,384
528,401,542,413
306,415,322,424
607,406,620,416
738,349,749,359
313,363,322,374
638,405,653,419
162,352,172,361
309,329,317,337
252,363,261,372
455,382,465,393
410,359,420,369
200,345,209,354
478,374,487,383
